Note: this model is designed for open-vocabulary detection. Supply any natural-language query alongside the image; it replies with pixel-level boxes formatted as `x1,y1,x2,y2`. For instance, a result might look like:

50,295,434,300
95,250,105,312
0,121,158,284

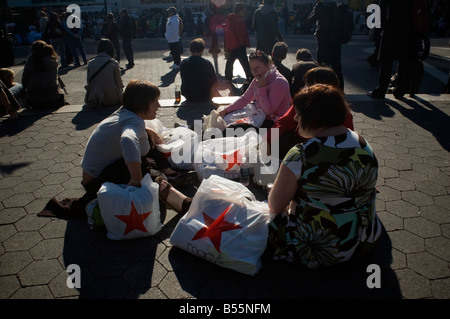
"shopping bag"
222,103,266,128
193,130,259,180
146,119,198,171
170,175,271,275
202,109,226,134
97,173,162,240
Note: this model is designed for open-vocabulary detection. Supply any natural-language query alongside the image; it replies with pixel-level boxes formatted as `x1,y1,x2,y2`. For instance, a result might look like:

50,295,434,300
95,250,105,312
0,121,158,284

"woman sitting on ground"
268,84,381,268
84,38,123,109
21,40,66,109
265,66,354,159
0,68,24,100
79,80,191,214
218,50,291,128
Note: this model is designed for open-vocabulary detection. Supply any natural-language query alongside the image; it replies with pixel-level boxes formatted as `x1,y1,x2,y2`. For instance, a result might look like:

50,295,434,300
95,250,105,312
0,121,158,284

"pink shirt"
225,67,291,121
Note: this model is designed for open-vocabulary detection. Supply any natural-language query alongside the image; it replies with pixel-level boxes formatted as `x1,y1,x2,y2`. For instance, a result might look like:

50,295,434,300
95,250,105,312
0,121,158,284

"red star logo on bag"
221,150,242,171
192,204,242,253
115,202,152,236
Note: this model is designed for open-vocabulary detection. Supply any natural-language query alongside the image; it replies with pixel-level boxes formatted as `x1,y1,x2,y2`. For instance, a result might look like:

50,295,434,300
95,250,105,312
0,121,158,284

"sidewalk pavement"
0,37,449,300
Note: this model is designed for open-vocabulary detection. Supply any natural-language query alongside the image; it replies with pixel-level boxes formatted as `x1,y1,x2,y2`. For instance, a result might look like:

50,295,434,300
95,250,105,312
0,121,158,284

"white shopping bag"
170,175,271,275
146,119,198,171
223,103,266,128
193,130,260,181
97,174,162,240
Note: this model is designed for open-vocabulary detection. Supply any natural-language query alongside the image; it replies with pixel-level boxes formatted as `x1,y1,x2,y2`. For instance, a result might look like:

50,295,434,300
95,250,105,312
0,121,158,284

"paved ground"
0,34,449,302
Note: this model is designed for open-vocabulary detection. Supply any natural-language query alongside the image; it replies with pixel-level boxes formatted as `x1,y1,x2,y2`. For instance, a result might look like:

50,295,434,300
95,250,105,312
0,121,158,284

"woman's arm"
268,162,298,215
219,79,256,116
126,161,143,187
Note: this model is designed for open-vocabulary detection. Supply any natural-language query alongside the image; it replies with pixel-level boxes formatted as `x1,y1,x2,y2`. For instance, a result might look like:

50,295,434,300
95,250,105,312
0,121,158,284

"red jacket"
267,104,355,144
224,13,250,51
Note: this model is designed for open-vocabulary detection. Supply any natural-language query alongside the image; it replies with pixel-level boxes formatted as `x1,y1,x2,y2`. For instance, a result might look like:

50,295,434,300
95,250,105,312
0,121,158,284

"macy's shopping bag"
170,175,271,275
97,174,162,240
222,103,266,128
146,119,198,171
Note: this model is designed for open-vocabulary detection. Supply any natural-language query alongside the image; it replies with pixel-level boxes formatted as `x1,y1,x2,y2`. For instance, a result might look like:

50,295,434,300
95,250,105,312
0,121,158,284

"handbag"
170,175,271,275
97,173,162,240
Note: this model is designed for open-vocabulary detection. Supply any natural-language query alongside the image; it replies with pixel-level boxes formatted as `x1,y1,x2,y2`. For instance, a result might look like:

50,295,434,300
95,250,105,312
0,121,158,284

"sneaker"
170,64,180,70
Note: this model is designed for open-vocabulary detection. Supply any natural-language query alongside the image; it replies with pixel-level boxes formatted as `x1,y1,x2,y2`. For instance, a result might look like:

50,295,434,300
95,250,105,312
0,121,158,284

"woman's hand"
146,128,162,145
256,71,268,87
218,108,227,117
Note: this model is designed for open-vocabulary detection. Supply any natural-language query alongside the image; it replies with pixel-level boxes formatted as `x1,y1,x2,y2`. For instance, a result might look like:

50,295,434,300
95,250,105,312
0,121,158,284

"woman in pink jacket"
219,50,291,128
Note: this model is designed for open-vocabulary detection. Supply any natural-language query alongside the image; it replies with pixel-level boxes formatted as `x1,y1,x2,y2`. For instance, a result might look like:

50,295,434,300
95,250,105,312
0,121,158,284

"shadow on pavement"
168,223,402,299
386,97,450,152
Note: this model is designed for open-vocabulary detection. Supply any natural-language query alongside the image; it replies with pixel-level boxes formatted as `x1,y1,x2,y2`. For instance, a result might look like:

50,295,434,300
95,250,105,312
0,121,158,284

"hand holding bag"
97,173,162,240
170,175,271,275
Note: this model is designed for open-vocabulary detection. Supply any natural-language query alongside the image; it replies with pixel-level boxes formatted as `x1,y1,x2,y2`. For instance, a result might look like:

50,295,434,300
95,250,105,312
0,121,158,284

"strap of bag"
89,59,113,83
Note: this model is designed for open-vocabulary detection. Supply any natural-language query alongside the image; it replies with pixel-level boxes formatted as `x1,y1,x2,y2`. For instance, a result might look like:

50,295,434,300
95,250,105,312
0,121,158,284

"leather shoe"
367,88,385,99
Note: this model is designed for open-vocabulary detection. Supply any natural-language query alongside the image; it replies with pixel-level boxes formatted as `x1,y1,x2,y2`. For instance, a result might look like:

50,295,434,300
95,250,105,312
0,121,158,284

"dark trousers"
225,46,252,81
80,148,170,207
169,41,181,65
317,42,344,91
122,36,134,64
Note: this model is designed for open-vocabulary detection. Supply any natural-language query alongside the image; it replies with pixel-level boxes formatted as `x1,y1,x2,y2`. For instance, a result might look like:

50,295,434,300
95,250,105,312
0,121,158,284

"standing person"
180,38,218,104
21,40,66,109
165,6,181,70
278,1,289,36
119,9,135,69
367,0,415,99
102,12,121,65
252,0,283,55
224,2,252,84
62,12,87,67
267,84,380,268
307,0,346,90
84,38,123,109
39,11,50,44
44,12,67,68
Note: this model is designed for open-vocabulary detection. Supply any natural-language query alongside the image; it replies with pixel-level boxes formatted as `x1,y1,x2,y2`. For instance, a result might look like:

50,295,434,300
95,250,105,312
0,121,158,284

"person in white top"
165,6,181,69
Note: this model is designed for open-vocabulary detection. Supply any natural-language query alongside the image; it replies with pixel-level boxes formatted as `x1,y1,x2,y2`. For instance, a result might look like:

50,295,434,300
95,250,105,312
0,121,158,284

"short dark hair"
122,80,160,115
272,42,288,61
293,84,350,132
190,38,205,54
303,66,340,88
249,50,271,65
296,48,312,61
97,38,115,57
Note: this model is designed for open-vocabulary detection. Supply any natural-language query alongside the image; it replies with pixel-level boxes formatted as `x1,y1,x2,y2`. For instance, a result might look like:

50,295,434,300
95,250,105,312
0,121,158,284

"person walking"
62,12,87,67
307,0,345,90
224,2,252,83
367,0,415,99
43,12,67,68
119,9,135,69
103,12,121,65
252,0,283,56
165,6,181,70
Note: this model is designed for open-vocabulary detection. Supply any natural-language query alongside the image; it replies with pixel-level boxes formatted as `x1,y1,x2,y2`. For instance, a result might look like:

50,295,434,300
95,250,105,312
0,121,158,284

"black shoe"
126,63,135,69
393,88,405,100
367,88,385,99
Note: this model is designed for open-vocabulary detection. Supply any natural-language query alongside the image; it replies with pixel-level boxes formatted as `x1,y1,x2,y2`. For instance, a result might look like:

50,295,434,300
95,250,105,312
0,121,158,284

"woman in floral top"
268,84,381,268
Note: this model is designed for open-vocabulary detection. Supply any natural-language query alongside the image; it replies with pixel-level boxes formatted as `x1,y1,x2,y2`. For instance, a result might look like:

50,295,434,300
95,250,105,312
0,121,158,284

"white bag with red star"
193,130,259,181
97,174,162,240
222,103,266,128
169,175,271,275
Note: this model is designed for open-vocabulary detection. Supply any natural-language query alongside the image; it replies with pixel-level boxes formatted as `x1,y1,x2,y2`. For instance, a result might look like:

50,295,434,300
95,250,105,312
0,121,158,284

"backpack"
334,4,354,44
413,0,432,35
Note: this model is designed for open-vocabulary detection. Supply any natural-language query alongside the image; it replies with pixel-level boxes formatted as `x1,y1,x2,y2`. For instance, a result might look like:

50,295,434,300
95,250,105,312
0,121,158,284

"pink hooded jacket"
225,67,291,121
